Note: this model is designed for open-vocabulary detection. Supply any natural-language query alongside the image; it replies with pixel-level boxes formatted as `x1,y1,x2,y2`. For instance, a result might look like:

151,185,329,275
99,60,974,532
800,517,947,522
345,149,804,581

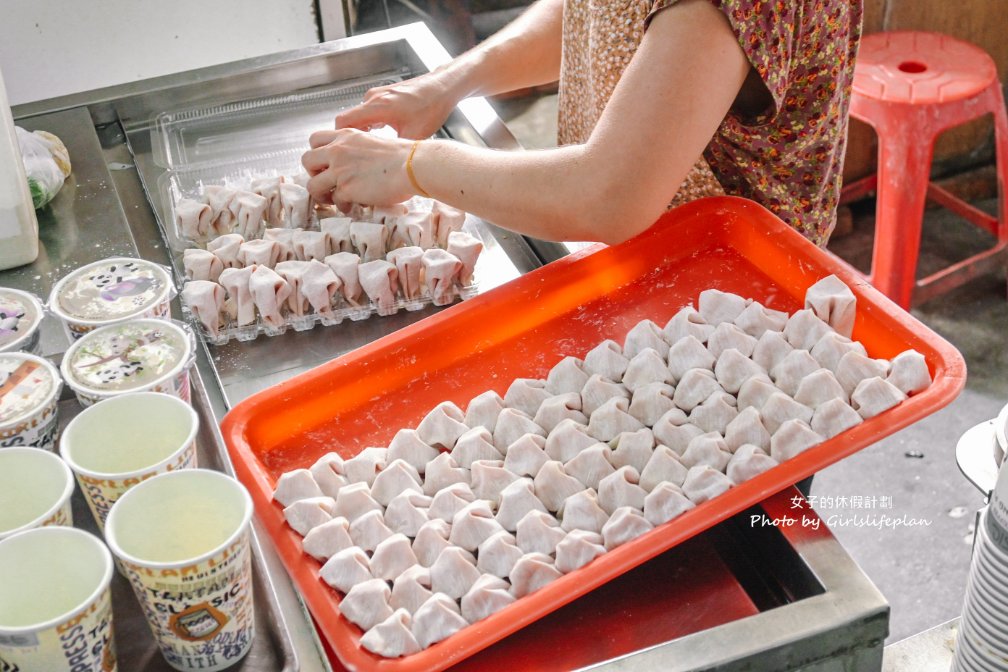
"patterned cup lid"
64,320,192,394
0,354,59,425
0,289,43,352
54,258,171,322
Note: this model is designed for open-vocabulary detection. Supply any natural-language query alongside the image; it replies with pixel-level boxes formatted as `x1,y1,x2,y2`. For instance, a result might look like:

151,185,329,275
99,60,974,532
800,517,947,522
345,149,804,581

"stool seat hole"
897,61,928,74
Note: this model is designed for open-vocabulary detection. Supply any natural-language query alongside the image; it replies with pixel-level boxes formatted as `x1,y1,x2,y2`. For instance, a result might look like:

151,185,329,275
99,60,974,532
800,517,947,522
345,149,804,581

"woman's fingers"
302,144,333,175
306,167,339,205
309,129,339,150
335,100,391,131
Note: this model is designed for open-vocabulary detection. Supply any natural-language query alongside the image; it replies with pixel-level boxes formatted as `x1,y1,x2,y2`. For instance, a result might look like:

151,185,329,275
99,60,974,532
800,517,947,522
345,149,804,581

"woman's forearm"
433,0,564,101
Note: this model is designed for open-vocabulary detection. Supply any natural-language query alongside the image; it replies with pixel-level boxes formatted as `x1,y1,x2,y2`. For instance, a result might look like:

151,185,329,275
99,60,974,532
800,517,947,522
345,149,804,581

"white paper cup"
60,318,195,408
0,448,75,540
0,527,116,671
60,392,198,531
49,257,174,341
0,288,45,355
104,469,254,672
0,352,62,451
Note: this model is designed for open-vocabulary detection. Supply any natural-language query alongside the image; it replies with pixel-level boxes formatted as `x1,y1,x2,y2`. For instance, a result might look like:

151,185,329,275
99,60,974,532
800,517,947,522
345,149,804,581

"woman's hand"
335,73,459,140
301,129,415,210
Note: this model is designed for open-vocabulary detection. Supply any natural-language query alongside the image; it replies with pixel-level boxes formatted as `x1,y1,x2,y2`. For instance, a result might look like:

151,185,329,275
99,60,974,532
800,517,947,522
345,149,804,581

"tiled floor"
490,90,1002,645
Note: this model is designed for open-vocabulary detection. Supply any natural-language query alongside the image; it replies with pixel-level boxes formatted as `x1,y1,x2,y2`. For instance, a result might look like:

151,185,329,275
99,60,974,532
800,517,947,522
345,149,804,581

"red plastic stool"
840,31,1008,309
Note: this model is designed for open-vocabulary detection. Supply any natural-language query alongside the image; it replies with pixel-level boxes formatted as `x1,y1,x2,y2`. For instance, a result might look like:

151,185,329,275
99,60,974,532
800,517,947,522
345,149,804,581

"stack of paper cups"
953,455,1008,670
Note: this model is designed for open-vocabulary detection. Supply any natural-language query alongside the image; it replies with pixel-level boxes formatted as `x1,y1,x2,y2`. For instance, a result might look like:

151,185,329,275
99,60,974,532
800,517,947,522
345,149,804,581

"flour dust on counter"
269,274,933,659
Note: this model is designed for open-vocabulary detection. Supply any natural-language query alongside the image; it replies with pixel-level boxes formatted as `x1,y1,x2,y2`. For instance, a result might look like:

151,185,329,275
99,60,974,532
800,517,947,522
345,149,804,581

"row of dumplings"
271,276,932,658
176,178,314,243
180,240,477,338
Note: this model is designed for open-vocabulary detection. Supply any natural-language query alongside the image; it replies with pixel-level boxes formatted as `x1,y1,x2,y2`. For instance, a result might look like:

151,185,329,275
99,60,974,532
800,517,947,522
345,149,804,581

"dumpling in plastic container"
274,469,322,508
663,305,714,344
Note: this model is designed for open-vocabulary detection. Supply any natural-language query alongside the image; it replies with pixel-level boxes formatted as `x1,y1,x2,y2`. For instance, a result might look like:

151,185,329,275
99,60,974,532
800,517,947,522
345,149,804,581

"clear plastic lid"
63,319,192,394
52,257,172,323
0,353,58,424
0,288,43,352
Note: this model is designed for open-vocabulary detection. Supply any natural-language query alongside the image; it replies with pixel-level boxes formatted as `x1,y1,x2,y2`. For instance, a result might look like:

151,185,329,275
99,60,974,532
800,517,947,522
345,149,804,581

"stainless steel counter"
5,22,890,671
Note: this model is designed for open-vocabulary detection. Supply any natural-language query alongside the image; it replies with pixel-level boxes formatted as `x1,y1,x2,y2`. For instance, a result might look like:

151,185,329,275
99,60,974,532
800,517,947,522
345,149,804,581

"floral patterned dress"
557,0,863,246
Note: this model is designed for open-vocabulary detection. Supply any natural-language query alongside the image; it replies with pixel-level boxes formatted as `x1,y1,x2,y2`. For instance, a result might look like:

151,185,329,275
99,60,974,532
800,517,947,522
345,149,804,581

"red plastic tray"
222,196,965,672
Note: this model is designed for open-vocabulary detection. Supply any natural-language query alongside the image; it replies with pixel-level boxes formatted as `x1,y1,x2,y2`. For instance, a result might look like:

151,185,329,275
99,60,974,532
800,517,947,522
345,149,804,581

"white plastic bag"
16,126,71,209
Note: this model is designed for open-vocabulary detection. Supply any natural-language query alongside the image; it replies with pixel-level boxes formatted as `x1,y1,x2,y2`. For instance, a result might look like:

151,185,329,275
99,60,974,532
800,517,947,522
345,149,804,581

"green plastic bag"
16,126,71,209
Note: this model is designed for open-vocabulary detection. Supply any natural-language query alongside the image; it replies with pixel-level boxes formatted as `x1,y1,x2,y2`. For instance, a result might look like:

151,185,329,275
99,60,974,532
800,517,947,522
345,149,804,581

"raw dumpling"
251,177,284,227
805,274,856,338
350,221,389,262
714,348,766,394
496,478,549,531
652,416,704,456
310,453,347,499
545,357,591,396
583,339,630,382
182,248,223,282
446,231,482,286
887,349,931,395
384,491,431,538
534,393,589,433
432,201,466,247
673,369,724,412
810,332,867,371
416,401,468,450
760,392,813,434
333,482,382,522
340,580,391,632
181,280,227,337
343,447,388,486
601,506,654,550
493,408,545,451
723,406,771,452
681,465,733,504
204,185,236,234
597,466,647,515
451,426,503,468
639,445,688,490
388,428,440,473
324,252,364,307
275,260,312,317
283,496,335,535
371,533,420,581
273,468,324,507
461,574,516,623
554,529,607,573
421,248,462,305
465,391,506,433
680,432,732,471
370,459,422,507
359,259,399,316
810,397,863,439
229,190,268,240
533,461,585,512
623,319,669,359
206,233,244,269
348,509,395,552
360,609,421,658
544,418,596,462
835,351,890,398
292,230,329,262
689,391,738,435
643,482,695,525
501,434,549,478
449,500,506,551
175,198,212,241
238,238,281,268
564,443,615,491
477,530,524,578
628,382,676,426
667,335,716,381
587,397,644,442
850,376,906,419
302,516,354,561
279,182,311,228
263,227,296,262
393,211,435,249
422,453,468,496
735,376,779,412
734,301,789,338
429,546,481,600
558,488,609,533
783,309,833,351
301,259,341,316
249,265,292,328
390,566,433,615
769,419,824,462
505,378,551,417
319,546,372,593
387,246,425,301
412,519,452,568
771,349,821,397
470,460,520,504
663,306,714,344
726,444,779,484
581,374,630,417
752,330,795,372
707,322,758,359
608,428,654,474
515,510,567,555
412,594,468,649
510,552,563,598
428,483,476,523
319,216,353,254
793,368,847,408
697,289,749,325
622,348,674,393
218,266,257,326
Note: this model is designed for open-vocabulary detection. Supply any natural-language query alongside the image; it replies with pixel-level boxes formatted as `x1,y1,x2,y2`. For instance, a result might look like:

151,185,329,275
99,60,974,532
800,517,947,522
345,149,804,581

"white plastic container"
0,288,45,354
0,67,39,271
0,352,62,451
